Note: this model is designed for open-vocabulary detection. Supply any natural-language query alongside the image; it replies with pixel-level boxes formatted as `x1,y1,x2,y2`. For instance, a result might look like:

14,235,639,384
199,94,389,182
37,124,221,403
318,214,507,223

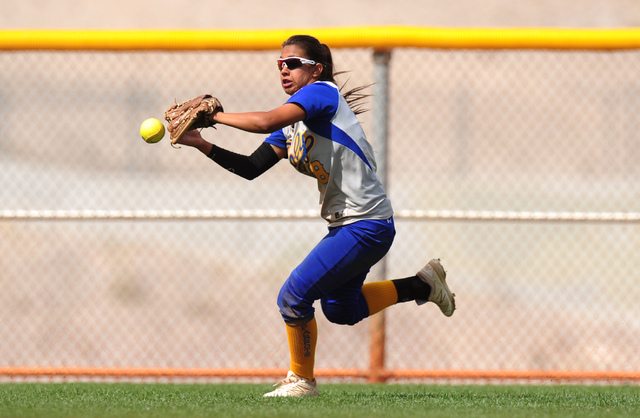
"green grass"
0,383,638,417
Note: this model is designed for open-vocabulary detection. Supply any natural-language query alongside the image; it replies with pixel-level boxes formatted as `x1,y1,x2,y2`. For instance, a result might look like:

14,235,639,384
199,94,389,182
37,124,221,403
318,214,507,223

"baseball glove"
164,94,224,145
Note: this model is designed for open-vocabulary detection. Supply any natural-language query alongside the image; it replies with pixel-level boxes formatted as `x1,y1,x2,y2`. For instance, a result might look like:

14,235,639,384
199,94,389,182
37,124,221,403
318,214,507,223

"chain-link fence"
1,45,639,382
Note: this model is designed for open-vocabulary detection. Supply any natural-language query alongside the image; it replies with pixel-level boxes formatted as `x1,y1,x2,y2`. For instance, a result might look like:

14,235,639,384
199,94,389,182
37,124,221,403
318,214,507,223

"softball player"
176,35,456,397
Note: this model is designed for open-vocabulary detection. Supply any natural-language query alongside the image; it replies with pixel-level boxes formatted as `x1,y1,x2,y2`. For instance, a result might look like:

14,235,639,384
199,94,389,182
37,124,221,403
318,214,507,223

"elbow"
252,113,286,133
232,168,261,181
253,121,279,134
243,173,260,181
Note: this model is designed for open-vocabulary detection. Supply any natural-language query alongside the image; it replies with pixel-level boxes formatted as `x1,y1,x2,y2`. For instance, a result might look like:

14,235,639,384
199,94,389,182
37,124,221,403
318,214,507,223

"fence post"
368,49,391,383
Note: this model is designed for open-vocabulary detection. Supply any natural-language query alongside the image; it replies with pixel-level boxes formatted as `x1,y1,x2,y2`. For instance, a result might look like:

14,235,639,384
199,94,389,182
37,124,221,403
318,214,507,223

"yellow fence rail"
1,26,640,51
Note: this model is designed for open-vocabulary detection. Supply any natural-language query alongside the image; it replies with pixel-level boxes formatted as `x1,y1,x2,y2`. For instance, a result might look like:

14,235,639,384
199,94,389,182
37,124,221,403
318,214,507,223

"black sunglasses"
277,57,317,71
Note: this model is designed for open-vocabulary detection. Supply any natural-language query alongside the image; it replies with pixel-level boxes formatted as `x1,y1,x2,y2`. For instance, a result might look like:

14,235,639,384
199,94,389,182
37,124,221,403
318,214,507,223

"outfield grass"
0,382,638,417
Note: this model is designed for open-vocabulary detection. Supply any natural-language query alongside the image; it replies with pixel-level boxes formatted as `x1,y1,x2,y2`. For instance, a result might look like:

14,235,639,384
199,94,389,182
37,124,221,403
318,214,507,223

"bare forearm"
212,103,306,134
213,112,282,133
195,139,213,155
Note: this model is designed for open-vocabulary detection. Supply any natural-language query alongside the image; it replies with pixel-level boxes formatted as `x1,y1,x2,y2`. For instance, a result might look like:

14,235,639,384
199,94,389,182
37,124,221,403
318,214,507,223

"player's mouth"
282,79,293,89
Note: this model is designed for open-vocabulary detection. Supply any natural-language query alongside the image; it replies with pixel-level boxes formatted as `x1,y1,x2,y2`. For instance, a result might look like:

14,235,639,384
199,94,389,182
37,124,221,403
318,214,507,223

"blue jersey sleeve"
263,82,339,148
264,128,287,149
287,82,339,121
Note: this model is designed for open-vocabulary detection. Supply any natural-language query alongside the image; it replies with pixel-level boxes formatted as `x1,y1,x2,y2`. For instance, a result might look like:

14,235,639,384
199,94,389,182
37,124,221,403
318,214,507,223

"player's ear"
312,63,323,79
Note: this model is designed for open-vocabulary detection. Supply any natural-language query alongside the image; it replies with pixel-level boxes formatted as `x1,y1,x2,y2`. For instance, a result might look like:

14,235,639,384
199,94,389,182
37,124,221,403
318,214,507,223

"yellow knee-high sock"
361,281,399,316
286,317,317,381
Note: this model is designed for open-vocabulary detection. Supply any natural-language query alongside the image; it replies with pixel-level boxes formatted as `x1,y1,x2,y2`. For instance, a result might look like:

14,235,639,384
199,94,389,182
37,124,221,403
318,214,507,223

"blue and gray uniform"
265,81,395,325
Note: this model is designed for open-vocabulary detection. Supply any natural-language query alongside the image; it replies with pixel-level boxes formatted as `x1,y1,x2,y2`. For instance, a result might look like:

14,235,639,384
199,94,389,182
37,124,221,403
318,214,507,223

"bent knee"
277,280,314,324
321,301,362,326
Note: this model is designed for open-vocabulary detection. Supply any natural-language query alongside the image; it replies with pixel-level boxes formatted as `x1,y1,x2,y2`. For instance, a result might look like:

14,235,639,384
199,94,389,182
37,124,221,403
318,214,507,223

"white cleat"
263,371,320,398
416,259,456,317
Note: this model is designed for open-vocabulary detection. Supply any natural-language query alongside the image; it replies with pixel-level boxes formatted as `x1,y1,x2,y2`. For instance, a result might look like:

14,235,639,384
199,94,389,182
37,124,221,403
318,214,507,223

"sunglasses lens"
278,58,303,70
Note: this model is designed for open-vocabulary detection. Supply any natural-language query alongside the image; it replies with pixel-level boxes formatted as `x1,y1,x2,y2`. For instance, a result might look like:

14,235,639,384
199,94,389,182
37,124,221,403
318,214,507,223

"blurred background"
4,0,640,29
1,1,639,382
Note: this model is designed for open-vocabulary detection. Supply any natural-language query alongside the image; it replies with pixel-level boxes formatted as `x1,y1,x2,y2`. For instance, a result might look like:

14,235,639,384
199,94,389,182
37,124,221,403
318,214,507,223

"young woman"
173,35,456,397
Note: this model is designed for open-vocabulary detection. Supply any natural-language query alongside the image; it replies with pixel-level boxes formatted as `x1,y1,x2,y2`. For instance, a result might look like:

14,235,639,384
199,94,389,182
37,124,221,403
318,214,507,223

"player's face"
278,45,322,95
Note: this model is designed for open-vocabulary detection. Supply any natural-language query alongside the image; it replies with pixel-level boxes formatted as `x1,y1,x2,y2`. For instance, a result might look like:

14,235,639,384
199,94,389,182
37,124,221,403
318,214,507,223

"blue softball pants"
277,217,395,326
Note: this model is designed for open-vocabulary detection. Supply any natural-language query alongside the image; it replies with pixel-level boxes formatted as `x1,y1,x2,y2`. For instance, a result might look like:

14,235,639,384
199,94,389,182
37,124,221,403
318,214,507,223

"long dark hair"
282,35,370,115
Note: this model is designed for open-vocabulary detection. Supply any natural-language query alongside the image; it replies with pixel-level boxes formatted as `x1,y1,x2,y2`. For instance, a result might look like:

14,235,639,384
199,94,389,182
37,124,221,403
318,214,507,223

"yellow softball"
140,118,165,143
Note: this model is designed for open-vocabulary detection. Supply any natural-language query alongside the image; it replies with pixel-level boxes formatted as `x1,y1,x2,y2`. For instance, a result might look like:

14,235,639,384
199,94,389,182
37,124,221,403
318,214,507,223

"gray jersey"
265,81,393,226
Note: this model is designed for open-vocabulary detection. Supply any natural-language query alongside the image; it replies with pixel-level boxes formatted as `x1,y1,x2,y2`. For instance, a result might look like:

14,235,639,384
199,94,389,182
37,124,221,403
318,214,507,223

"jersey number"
310,161,329,184
289,131,330,184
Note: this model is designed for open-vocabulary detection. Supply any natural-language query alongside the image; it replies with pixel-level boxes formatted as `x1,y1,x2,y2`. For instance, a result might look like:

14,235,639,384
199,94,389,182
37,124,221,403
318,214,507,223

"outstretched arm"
212,103,306,134
171,100,298,179
177,130,286,180
207,142,283,180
